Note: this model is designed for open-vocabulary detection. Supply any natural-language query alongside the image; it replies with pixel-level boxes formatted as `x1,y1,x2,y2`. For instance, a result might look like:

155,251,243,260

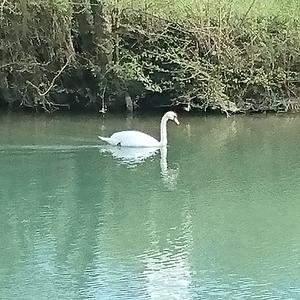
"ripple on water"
0,144,101,154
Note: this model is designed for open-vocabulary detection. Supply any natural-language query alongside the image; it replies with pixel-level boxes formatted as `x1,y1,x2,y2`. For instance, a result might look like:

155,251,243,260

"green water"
1,112,300,300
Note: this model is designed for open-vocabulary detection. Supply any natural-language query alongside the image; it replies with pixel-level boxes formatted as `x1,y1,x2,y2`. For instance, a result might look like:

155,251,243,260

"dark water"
1,112,300,299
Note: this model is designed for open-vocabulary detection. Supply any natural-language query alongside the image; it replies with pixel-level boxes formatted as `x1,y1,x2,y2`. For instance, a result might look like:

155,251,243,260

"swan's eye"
172,115,180,125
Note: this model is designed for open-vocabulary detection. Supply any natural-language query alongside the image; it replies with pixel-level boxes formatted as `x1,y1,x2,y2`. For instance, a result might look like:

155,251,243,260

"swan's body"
99,130,161,147
98,111,179,147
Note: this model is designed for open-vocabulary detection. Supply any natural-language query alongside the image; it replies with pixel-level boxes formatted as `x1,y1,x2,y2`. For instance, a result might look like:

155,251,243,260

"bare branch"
26,55,74,97
0,60,51,70
0,0,7,23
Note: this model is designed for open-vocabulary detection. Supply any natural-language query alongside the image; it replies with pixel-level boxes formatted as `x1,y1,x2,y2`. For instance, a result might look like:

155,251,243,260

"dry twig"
26,55,74,96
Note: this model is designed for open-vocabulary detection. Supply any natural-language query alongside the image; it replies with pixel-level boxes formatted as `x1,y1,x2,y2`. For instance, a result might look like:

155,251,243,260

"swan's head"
165,111,180,125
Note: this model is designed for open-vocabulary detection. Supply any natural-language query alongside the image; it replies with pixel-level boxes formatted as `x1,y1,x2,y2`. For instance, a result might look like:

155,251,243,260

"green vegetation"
0,0,299,114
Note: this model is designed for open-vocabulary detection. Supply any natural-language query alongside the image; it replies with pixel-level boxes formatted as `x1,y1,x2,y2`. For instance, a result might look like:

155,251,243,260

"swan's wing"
110,131,160,147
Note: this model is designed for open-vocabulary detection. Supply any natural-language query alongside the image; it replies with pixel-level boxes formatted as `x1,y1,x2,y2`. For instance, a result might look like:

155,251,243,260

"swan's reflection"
99,145,159,166
99,145,179,188
160,146,179,189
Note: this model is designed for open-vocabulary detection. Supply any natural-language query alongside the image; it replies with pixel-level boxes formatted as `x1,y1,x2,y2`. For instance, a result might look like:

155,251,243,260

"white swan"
98,111,179,147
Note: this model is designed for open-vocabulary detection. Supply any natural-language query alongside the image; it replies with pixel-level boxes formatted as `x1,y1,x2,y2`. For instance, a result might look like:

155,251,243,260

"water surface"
1,112,300,299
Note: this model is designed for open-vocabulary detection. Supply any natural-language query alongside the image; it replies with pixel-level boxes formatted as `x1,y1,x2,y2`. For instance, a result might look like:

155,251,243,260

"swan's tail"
98,136,114,145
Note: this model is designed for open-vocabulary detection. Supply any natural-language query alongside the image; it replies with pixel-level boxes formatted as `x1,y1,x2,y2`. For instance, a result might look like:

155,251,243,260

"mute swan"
98,111,179,147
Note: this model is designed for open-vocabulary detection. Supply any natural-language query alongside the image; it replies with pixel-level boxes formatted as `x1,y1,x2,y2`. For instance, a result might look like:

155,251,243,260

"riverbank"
0,0,299,114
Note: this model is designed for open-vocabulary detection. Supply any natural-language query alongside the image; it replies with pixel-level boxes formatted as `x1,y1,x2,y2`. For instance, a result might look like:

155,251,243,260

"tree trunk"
91,0,113,69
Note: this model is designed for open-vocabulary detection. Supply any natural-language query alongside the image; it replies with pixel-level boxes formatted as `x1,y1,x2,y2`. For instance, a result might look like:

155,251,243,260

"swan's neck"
160,115,168,146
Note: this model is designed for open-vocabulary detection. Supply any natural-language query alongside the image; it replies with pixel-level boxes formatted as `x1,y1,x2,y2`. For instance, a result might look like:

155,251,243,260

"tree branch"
26,55,73,96
0,0,7,23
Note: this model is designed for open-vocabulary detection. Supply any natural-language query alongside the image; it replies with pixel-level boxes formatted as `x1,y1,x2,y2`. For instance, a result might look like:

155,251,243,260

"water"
1,112,300,299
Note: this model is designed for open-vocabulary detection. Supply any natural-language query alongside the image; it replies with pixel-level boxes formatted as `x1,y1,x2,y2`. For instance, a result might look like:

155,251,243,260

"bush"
0,0,299,114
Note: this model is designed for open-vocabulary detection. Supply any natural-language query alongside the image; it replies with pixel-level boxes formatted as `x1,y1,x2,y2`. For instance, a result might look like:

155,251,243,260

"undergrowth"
0,0,299,114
